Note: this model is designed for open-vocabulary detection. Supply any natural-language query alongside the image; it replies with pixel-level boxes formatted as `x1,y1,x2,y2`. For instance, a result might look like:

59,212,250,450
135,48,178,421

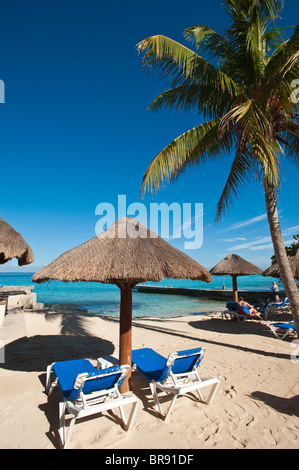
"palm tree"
137,0,299,333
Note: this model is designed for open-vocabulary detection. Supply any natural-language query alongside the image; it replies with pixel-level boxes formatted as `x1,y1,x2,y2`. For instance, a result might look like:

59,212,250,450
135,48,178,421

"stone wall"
0,286,44,311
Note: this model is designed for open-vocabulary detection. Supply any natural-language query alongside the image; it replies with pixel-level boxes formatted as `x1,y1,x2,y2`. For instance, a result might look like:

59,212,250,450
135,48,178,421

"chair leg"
163,393,178,422
205,380,220,405
151,382,180,422
58,401,66,449
45,364,53,394
196,388,204,402
234,313,242,323
58,401,76,450
48,378,58,397
150,382,163,416
269,325,291,340
150,379,220,421
123,400,140,431
64,417,76,450
269,325,280,338
118,405,127,427
151,382,183,421
280,330,292,340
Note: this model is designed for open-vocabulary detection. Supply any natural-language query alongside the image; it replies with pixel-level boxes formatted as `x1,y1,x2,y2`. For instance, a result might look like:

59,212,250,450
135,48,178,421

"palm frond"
223,0,284,24
140,119,233,195
148,80,237,119
215,148,257,221
137,34,243,97
184,25,235,64
215,126,282,221
260,25,299,105
280,127,299,166
219,98,281,188
221,1,287,87
136,35,198,84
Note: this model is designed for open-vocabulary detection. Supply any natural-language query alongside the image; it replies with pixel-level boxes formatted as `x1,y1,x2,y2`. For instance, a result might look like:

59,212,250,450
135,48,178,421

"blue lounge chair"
132,347,220,421
46,358,140,449
269,322,297,340
222,301,245,322
273,297,289,308
264,297,290,319
222,301,261,322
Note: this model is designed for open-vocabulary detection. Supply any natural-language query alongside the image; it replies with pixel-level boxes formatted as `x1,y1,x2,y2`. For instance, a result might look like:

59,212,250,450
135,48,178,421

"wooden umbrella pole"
232,275,238,302
119,282,133,393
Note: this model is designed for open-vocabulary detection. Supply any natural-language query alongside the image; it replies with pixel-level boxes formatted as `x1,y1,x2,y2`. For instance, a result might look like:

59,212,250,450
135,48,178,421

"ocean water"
0,272,281,319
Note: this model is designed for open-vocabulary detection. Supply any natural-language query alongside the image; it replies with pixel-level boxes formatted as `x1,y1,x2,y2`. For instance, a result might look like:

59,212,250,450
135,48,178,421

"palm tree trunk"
264,181,299,337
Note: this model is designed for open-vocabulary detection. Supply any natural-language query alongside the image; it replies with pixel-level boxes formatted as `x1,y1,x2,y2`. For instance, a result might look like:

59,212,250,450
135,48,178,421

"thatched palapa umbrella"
210,253,262,302
262,250,299,280
0,217,34,266
32,217,213,392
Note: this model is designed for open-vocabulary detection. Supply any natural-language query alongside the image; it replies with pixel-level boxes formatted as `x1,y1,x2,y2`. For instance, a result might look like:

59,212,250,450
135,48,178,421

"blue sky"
0,0,298,272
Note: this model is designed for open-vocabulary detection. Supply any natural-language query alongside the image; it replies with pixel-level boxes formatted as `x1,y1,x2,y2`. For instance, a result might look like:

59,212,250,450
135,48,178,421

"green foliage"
137,0,299,221
271,234,299,264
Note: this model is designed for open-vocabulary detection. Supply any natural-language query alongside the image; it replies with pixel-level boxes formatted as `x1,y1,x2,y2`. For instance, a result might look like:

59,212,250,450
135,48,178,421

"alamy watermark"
0,340,4,363
95,195,203,249
0,80,4,103
291,339,299,364
290,79,299,104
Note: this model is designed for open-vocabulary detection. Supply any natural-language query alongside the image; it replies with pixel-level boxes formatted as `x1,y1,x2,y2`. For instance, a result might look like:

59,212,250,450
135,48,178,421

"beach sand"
0,307,298,449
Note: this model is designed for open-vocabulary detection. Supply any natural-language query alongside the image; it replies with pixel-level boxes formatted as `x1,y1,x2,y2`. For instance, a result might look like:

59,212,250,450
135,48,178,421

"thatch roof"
210,253,263,277
32,217,213,285
0,217,34,266
262,250,299,280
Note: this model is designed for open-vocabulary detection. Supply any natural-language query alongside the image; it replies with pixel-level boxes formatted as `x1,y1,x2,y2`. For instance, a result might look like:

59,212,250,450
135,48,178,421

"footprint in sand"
223,385,237,398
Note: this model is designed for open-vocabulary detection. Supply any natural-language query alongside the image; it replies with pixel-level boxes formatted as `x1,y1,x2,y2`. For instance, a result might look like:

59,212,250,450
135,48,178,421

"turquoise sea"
0,272,281,319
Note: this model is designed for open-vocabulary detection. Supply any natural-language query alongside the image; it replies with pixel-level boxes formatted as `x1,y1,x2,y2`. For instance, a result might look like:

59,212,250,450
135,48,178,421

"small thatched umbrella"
210,253,262,302
262,250,299,280
0,217,34,266
32,217,213,392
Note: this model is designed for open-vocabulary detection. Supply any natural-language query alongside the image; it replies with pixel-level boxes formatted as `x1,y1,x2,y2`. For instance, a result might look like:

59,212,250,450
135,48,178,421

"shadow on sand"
0,306,115,373
0,333,114,373
188,317,292,360
0,306,117,449
250,391,299,418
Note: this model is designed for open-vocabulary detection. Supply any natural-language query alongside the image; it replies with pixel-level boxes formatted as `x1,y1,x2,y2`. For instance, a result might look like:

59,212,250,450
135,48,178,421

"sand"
0,306,298,450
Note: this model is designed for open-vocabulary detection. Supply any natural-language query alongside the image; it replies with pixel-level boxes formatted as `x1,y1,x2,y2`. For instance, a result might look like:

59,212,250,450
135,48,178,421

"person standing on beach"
271,282,280,303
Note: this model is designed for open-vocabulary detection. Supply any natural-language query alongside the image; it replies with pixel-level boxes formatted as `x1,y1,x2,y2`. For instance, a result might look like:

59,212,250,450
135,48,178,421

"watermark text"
95,195,203,249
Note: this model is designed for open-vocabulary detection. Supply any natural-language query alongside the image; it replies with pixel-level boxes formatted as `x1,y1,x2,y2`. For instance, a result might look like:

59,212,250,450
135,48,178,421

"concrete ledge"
0,286,43,311
133,285,284,303
0,303,6,328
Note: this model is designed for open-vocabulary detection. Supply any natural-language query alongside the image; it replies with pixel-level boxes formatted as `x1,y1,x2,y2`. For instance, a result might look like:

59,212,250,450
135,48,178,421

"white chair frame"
221,309,247,323
146,350,220,421
269,323,296,340
221,309,262,322
46,363,140,449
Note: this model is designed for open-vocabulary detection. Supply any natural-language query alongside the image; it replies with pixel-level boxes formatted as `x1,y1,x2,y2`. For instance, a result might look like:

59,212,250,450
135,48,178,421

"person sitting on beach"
238,297,259,315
